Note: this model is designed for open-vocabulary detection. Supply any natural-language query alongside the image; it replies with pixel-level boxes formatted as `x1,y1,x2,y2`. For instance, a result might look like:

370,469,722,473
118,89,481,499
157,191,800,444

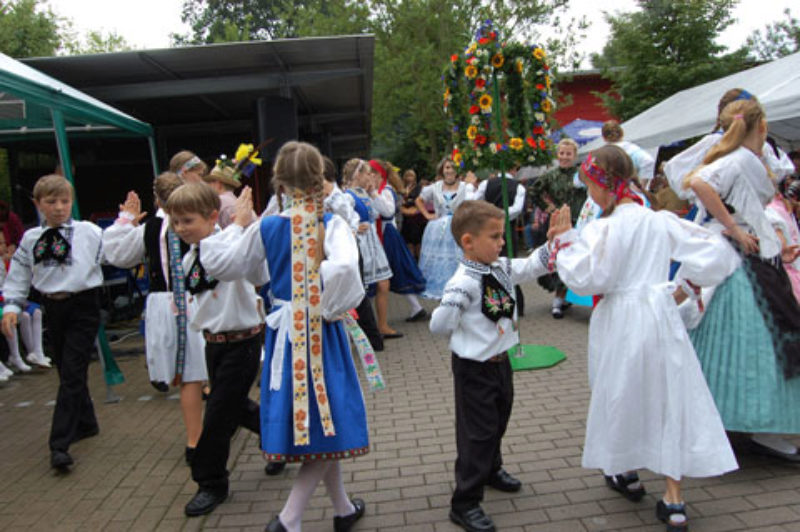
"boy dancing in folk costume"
103,173,208,465
199,141,369,532
430,200,556,532
1,174,104,471
159,183,269,517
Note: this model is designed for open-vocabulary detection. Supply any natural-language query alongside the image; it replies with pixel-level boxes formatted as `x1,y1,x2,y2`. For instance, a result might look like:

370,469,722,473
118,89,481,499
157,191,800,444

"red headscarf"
369,160,389,241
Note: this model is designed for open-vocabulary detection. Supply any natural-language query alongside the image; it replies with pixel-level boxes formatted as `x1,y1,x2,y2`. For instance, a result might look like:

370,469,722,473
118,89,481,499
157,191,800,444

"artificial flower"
475,78,486,90
491,53,504,68
451,54,459,63
509,137,524,150
516,60,524,74
465,65,478,79
533,47,545,60
475,134,487,145
490,143,498,154
469,105,480,115
539,138,547,150
467,125,478,140
533,125,545,135
541,99,552,113
525,136,536,148
479,94,493,112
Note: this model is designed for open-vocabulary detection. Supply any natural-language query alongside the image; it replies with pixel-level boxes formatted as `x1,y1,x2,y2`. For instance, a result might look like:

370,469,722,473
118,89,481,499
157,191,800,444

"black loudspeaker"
256,96,298,163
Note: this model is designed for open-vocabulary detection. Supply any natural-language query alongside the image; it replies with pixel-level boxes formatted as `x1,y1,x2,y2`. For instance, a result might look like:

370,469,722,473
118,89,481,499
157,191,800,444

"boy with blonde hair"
1,174,104,471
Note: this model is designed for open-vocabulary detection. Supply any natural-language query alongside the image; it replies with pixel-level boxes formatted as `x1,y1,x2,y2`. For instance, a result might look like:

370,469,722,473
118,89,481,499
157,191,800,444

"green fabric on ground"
508,344,566,371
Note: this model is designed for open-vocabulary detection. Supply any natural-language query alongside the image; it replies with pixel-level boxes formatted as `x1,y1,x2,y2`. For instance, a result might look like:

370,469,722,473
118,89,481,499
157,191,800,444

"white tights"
19,309,44,356
277,461,355,532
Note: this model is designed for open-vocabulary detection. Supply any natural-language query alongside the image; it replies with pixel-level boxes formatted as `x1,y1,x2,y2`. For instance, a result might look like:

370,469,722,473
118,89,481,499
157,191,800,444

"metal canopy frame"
0,52,158,219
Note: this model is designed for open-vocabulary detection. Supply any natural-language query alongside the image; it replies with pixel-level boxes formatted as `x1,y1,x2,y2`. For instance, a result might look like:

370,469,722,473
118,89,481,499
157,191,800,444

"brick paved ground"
1,284,799,531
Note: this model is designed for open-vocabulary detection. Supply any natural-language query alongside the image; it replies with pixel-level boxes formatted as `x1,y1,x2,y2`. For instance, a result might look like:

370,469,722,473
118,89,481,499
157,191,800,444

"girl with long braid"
199,141,369,532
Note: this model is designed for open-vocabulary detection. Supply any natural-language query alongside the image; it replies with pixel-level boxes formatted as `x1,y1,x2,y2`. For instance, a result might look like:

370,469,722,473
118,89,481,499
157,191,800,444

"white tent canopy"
580,51,800,155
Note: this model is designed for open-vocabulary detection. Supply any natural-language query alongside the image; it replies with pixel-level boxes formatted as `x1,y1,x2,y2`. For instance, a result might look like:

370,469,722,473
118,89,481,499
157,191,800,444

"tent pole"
147,136,160,177
50,109,80,220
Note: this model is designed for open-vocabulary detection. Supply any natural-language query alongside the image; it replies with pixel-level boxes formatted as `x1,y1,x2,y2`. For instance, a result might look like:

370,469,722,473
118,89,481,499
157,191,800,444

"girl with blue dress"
415,158,471,299
200,141,369,532
368,159,427,322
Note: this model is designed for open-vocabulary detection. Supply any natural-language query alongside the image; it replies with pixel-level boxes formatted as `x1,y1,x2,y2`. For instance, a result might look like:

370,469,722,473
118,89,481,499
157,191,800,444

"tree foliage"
746,8,800,61
591,0,748,121
174,0,584,175
0,0,62,58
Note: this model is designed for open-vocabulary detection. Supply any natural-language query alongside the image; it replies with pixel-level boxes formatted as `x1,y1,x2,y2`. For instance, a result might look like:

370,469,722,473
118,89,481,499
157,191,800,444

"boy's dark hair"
451,200,504,248
323,156,337,183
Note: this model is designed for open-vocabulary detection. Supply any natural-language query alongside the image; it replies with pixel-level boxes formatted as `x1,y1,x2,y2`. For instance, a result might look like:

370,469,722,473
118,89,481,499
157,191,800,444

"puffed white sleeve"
474,180,487,200
665,212,739,286
371,189,396,218
553,221,622,295
429,274,472,336
419,184,435,204
764,143,795,180
199,222,266,282
663,134,719,199
509,244,551,284
320,214,364,319
102,216,146,268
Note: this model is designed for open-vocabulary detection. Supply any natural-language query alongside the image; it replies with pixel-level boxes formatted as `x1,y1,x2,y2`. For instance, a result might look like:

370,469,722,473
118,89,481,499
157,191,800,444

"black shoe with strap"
656,499,689,531
264,461,286,476
264,516,287,532
604,472,646,502
334,497,366,532
449,506,496,532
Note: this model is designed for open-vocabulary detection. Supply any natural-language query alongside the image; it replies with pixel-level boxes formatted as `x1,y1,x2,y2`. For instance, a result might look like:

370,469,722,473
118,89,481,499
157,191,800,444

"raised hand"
724,225,759,255
233,186,255,227
119,191,147,225
547,205,572,241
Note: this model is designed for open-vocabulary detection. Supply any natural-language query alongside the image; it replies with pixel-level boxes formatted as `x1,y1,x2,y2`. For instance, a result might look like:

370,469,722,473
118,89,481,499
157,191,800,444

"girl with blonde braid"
199,141,369,532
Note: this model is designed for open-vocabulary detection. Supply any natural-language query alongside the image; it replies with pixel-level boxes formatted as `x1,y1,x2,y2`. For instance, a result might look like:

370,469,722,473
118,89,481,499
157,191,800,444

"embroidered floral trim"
343,313,385,391
264,445,369,463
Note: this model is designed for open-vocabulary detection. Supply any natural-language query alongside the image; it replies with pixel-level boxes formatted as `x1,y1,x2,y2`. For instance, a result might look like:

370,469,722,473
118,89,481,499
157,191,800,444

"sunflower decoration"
442,19,554,171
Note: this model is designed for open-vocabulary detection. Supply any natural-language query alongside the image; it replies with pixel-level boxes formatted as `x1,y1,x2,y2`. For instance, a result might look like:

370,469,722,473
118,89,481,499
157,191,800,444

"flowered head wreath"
208,142,269,187
581,153,643,206
443,20,554,171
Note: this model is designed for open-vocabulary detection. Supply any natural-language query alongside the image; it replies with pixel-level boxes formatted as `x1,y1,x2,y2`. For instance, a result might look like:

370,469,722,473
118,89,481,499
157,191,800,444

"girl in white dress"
549,145,739,532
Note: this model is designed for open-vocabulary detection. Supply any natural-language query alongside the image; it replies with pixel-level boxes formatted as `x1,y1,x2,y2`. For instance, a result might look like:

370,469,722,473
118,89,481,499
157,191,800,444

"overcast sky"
47,0,796,62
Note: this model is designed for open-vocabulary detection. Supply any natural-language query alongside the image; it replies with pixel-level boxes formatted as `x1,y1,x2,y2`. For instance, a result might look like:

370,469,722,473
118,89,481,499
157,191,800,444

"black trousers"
44,288,101,452
191,332,262,494
356,253,383,350
450,353,514,511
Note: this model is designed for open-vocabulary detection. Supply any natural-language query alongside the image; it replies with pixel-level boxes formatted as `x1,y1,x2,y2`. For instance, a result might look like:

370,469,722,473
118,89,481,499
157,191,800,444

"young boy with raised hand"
1,174,104,471
165,183,269,517
430,200,564,532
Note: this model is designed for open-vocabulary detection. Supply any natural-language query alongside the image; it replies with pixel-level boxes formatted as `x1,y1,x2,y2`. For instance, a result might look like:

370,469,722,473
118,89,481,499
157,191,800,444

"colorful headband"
179,156,202,176
580,153,608,188
580,153,643,206
369,160,387,179
733,89,753,102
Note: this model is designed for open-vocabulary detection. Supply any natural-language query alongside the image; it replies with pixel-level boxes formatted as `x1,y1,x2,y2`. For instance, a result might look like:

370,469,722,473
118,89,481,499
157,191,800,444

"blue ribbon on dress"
167,230,187,385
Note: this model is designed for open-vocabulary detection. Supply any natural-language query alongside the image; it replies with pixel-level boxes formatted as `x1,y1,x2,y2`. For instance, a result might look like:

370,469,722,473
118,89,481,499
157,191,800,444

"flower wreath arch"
443,20,555,172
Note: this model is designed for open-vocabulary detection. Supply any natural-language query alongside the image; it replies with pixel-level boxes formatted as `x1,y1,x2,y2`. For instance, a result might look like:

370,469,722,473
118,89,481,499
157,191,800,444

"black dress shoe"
50,450,73,471
265,516,287,532
184,489,227,516
405,308,428,322
264,461,286,476
487,468,521,492
449,506,495,532
150,380,169,393
334,497,365,532
381,332,404,339
73,425,99,443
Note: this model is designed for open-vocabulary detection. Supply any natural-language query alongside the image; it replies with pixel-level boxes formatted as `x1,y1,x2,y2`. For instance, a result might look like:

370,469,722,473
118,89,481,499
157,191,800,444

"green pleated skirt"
690,267,800,434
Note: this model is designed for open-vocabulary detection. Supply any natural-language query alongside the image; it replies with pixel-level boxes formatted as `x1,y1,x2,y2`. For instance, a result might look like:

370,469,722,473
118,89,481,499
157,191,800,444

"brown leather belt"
487,352,508,363
203,323,265,344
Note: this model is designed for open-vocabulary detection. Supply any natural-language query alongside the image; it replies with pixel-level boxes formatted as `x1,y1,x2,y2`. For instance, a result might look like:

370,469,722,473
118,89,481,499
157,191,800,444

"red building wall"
553,73,616,126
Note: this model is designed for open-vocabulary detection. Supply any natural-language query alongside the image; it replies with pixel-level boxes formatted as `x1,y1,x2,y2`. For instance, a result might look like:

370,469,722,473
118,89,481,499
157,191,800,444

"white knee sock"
19,313,33,351
279,461,331,532
323,461,355,517
5,330,30,371
32,310,44,355
405,294,423,317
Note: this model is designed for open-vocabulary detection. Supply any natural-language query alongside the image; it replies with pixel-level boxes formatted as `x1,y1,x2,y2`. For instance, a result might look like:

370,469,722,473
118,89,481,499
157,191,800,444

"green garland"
443,20,555,172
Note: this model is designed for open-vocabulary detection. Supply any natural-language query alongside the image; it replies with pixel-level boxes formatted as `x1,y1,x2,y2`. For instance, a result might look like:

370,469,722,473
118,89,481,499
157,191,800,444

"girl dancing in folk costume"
766,180,800,303
664,88,795,207
199,141,369,532
342,159,400,338
102,173,208,465
548,145,739,532
682,98,800,462
368,159,428,322
415,158,471,299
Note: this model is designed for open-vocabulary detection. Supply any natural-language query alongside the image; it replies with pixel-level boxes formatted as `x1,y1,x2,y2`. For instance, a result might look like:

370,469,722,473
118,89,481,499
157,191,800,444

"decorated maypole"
443,20,555,257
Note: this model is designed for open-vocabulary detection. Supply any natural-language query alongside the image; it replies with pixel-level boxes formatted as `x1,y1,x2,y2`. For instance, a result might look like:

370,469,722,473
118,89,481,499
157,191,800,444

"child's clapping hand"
119,191,147,226
233,186,255,227
547,205,572,241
